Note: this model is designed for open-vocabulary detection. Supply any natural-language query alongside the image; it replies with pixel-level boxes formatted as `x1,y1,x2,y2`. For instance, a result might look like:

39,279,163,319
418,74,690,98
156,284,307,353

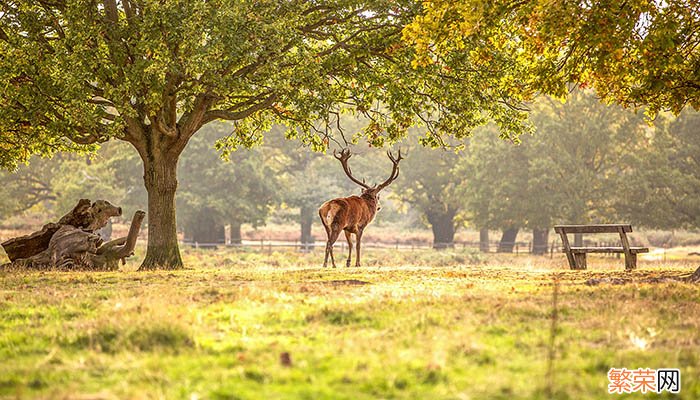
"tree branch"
0,26,9,42
202,93,277,124
122,0,135,20
103,0,119,23
178,92,214,139
86,97,115,107
120,115,147,152
151,114,177,137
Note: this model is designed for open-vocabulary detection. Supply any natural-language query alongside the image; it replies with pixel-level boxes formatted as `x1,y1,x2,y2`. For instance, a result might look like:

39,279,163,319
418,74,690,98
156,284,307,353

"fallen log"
1,200,143,271
1,199,122,262
0,223,61,262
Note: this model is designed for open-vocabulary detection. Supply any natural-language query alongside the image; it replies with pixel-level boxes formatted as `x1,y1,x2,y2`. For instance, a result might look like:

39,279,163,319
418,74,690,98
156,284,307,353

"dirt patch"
584,277,632,286
318,279,371,286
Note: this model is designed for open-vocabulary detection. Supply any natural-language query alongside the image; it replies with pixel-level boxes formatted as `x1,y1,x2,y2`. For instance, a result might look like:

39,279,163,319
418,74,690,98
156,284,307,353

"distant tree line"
1,92,698,252
381,91,698,252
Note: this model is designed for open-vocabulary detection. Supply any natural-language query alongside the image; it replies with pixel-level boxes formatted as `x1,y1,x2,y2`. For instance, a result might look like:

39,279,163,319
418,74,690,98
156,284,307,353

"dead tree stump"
688,266,700,283
1,199,144,270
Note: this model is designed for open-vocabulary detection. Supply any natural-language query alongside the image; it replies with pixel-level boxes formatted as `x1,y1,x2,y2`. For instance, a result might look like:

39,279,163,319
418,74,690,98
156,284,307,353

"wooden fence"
183,239,540,254
181,238,641,257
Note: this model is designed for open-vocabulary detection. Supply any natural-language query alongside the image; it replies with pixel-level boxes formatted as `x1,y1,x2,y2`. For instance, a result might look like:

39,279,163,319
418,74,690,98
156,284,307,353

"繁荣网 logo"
608,368,680,394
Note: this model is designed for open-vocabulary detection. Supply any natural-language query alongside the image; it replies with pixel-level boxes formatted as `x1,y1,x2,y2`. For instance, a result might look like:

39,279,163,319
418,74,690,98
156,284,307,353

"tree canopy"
618,109,700,229
405,0,700,115
0,156,58,218
0,0,535,167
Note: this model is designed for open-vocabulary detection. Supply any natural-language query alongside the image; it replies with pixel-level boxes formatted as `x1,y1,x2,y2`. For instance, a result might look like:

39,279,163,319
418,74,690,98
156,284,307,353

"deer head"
333,148,403,209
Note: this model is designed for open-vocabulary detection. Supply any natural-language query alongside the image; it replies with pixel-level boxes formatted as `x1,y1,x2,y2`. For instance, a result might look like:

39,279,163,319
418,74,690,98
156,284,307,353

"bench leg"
573,253,587,270
564,252,576,269
625,253,637,270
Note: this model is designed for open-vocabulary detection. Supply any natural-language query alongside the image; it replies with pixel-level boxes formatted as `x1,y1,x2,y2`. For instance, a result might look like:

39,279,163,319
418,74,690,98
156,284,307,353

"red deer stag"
319,149,403,268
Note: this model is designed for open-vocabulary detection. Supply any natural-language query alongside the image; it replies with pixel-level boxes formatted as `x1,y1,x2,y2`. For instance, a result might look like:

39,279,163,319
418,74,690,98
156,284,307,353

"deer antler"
375,149,403,191
333,149,371,189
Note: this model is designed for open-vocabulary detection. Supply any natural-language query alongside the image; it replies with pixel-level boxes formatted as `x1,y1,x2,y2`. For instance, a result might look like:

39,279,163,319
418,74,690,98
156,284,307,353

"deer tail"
319,201,341,228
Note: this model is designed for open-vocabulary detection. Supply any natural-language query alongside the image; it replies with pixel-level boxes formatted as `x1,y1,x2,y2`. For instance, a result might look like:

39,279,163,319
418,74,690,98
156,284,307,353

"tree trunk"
229,221,242,245
300,206,315,251
497,227,519,253
184,207,224,248
427,211,456,249
532,228,549,255
139,152,183,270
479,228,489,253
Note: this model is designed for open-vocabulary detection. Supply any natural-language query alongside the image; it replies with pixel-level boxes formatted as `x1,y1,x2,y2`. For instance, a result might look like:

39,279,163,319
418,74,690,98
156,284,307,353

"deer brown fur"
319,149,402,267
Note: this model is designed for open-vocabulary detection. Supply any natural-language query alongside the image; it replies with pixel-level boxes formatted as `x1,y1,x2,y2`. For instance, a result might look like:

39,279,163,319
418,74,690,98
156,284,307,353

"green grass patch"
0,249,698,399
66,323,193,353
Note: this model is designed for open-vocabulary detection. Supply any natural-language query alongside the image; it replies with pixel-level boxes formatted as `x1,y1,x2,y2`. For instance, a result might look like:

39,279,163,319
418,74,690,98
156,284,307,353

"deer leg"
322,223,331,268
323,237,336,268
327,226,341,268
323,241,330,268
355,228,363,267
344,230,353,267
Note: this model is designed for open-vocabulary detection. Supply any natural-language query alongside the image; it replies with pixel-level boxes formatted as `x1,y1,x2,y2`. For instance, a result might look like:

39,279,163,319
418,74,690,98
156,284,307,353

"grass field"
1,248,698,399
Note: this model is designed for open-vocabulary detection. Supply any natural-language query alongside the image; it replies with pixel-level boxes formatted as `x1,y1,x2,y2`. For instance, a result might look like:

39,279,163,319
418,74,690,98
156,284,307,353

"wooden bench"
554,224,649,270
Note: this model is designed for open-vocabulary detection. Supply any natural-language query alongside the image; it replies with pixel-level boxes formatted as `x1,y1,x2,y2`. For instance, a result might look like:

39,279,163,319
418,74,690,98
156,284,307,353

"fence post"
550,241,554,258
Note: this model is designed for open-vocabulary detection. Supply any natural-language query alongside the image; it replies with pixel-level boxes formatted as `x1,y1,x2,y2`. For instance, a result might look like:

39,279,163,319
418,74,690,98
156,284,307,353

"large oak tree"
1,0,533,269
